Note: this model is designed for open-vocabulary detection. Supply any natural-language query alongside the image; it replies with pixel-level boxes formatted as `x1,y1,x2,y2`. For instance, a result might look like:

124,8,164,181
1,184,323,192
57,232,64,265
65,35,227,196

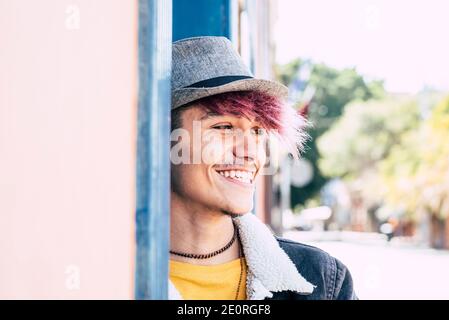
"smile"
215,169,255,186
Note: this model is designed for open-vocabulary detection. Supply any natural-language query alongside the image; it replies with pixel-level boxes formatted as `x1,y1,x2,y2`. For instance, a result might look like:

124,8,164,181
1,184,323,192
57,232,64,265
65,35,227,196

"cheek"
202,135,229,165
171,164,214,196
256,140,267,166
171,164,189,192
172,163,198,186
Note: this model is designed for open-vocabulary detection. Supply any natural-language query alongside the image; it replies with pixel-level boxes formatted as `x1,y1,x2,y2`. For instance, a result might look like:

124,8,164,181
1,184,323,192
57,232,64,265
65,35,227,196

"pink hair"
195,91,310,158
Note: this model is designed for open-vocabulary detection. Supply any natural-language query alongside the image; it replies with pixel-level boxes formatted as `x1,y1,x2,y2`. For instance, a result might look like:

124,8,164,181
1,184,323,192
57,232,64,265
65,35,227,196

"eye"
251,127,266,136
212,124,233,133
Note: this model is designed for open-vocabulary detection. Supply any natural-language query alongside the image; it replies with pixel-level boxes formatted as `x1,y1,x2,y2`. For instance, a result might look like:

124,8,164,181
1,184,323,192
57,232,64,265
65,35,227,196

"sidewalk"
283,230,388,245
282,231,449,299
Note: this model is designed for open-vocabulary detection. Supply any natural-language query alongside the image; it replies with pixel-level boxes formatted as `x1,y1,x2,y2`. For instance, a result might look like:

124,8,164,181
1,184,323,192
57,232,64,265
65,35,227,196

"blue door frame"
135,0,172,300
135,0,236,300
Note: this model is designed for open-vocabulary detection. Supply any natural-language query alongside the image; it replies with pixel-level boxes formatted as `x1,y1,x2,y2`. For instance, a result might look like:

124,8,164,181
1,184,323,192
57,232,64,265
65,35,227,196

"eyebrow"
199,112,263,127
199,112,222,120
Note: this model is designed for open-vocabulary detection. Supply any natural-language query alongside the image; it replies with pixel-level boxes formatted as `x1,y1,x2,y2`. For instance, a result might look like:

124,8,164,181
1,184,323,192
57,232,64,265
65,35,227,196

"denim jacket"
269,238,357,300
168,213,357,300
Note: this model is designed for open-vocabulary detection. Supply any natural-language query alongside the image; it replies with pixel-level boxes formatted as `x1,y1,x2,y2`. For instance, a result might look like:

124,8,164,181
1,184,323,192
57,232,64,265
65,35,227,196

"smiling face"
170,105,268,215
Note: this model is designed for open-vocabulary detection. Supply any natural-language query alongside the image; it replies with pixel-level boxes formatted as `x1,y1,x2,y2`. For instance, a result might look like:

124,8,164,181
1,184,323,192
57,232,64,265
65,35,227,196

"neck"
170,192,241,265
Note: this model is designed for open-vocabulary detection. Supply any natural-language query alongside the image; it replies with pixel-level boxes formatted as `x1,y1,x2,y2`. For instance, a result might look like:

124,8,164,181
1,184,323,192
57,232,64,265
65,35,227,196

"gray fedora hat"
172,36,288,109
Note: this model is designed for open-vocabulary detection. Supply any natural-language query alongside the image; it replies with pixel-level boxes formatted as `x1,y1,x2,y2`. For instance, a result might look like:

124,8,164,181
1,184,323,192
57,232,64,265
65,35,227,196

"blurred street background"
274,0,449,299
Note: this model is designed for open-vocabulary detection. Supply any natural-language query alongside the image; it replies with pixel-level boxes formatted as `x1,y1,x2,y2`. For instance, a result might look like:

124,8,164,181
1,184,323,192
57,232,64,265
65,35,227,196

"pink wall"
0,0,137,299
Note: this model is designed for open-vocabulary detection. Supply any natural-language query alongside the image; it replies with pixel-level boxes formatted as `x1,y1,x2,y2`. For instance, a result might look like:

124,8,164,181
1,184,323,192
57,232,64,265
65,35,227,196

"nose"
233,129,260,164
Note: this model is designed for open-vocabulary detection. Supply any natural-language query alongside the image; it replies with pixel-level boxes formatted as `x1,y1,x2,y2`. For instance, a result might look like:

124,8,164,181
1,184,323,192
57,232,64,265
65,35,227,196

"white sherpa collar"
168,212,315,300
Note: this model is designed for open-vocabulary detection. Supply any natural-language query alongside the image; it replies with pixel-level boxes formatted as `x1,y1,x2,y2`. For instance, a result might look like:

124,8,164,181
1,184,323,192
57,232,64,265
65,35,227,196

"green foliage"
317,98,420,179
275,58,303,87
308,64,384,133
379,95,449,220
429,95,449,131
276,59,386,206
278,58,449,222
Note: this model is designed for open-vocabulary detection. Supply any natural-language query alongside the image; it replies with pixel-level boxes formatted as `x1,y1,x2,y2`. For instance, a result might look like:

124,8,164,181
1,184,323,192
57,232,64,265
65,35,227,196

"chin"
223,202,253,216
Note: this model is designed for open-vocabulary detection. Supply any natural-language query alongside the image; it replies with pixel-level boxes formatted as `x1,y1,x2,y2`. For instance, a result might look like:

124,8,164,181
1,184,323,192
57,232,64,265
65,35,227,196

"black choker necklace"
170,225,237,259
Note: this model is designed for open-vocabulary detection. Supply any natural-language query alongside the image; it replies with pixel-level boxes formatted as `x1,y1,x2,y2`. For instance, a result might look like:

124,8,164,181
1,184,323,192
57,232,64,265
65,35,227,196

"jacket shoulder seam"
327,256,337,300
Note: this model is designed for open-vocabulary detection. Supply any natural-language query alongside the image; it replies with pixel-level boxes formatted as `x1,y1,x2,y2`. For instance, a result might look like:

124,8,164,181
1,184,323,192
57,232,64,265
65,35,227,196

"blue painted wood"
173,0,233,41
135,0,172,300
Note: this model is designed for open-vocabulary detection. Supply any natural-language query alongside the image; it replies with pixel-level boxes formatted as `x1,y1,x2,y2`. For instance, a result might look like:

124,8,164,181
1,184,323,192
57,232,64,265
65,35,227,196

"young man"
168,36,356,300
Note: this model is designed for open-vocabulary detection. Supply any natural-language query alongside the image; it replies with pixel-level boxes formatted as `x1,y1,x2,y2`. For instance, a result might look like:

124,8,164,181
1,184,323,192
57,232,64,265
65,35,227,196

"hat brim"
172,78,288,109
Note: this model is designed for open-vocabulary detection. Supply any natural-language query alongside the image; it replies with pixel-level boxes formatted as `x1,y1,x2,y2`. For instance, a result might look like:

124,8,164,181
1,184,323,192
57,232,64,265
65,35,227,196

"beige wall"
0,0,137,299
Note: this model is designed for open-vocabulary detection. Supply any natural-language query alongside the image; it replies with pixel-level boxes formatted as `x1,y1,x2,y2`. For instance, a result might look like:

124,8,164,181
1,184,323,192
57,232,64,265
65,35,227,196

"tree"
381,95,449,221
318,98,420,179
275,59,385,207
316,97,422,226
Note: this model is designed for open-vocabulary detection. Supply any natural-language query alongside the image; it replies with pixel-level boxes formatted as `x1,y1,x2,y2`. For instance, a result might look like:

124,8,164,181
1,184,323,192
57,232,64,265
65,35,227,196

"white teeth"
216,169,254,184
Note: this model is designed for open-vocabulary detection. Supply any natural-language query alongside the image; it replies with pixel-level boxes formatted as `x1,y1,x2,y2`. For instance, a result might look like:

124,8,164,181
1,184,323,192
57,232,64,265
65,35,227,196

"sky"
274,0,449,93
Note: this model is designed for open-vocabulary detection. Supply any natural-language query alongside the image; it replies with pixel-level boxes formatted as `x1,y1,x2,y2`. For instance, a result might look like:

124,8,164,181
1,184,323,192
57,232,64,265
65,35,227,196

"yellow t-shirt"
170,258,247,300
